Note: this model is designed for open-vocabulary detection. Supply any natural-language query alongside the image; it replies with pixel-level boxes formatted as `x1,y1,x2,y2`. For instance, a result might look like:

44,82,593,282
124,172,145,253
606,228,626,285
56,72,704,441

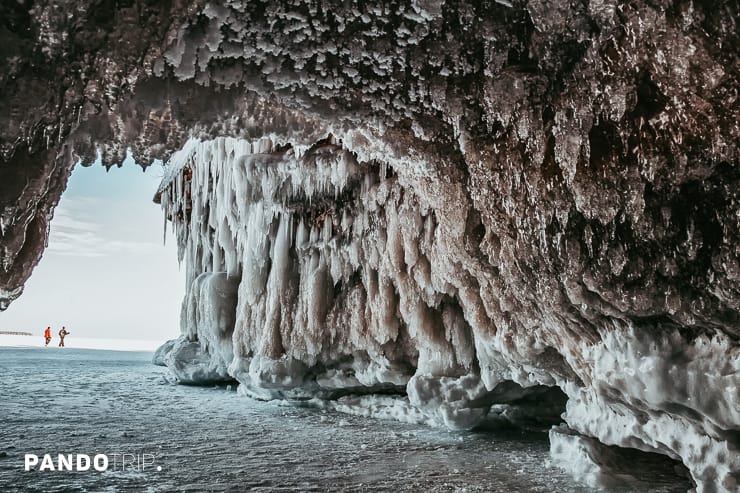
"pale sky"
0,160,185,342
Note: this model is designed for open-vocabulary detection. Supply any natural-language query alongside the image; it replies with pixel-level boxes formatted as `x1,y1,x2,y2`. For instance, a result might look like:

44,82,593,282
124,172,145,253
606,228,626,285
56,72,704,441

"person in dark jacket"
58,327,70,347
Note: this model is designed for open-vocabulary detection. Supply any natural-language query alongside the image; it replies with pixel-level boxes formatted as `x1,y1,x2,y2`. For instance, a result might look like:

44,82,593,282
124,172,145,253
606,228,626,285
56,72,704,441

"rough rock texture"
1,1,738,491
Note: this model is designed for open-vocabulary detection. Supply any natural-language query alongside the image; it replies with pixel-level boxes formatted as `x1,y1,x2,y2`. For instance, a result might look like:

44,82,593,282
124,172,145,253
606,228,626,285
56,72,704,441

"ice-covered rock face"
157,133,739,490
1,1,738,491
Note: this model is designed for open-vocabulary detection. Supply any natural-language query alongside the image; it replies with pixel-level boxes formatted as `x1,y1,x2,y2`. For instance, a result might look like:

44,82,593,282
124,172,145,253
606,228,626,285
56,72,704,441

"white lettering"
57,454,73,471
39,454,54,471
24,454,38,471
93,454,108,472
76,454,90,471
28,452,152,472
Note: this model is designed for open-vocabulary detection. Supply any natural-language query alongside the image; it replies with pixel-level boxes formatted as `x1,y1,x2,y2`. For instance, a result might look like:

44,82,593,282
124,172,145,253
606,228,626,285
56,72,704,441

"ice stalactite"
156,135,494,423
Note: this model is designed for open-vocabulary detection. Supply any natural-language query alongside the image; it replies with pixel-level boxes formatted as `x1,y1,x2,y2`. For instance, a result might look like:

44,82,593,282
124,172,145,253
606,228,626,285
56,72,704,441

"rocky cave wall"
0,1,738,491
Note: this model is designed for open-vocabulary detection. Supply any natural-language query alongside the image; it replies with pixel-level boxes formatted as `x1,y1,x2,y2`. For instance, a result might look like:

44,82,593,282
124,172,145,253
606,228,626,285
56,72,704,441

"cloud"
46,198,160,258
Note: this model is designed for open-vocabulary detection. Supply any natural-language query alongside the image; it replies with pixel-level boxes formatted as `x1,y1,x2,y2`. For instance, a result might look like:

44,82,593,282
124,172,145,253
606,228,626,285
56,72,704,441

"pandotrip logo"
24,453,162,472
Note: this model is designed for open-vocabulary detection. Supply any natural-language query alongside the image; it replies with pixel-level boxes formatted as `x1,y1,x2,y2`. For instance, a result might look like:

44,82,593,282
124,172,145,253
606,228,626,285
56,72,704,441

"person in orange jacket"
44,327,52,346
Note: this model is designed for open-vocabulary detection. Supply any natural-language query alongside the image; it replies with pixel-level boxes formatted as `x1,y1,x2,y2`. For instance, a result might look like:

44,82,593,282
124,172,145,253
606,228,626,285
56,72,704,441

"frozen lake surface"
0,348,691,492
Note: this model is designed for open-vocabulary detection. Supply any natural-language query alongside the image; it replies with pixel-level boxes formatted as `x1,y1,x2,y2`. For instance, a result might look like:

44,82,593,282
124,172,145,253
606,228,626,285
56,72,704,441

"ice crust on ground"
4,347,695,492
157,136,739,492
0,334,161,352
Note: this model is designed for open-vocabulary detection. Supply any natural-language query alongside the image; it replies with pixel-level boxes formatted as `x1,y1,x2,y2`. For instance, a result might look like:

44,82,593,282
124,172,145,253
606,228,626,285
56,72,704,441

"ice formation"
154,135,738,492
1,1,738,491
152,338,176,366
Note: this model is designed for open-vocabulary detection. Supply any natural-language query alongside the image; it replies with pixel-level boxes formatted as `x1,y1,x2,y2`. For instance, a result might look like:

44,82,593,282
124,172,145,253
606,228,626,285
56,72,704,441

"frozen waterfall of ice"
156,136,739,493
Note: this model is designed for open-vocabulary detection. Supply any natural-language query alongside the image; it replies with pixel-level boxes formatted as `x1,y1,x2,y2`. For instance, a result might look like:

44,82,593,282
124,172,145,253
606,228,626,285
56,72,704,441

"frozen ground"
0,348,691,492
0,334,162,351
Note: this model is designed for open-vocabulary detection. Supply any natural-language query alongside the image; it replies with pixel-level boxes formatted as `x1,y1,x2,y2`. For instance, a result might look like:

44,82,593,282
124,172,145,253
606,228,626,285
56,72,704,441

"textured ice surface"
0,347,693,492
152,338,176,366
563,327,740,490
549,425,693,490
157,136,740,491
164,336,233,384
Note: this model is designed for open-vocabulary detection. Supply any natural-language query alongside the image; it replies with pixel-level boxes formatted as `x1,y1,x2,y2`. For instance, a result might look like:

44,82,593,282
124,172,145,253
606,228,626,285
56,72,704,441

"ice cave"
0,1,737,491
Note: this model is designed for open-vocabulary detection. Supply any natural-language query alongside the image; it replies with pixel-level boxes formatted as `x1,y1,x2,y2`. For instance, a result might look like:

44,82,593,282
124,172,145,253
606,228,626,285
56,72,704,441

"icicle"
161,188,169,245
322,213,332,243
341,209,353,234
296,219,307,248
287,213,294,247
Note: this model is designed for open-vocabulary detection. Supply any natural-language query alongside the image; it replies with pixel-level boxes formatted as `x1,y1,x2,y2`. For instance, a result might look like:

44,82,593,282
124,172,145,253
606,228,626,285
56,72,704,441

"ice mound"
407,374,491,430
164,336,234,385
549,425,693,490
152,338,176,366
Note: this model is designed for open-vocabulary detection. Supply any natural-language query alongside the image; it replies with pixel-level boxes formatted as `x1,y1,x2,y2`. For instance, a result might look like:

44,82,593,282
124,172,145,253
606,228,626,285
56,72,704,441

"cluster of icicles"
156,136,739,493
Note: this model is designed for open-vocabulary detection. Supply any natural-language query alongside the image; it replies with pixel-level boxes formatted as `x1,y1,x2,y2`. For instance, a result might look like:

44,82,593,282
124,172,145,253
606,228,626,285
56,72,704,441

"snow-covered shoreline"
0,334,160,352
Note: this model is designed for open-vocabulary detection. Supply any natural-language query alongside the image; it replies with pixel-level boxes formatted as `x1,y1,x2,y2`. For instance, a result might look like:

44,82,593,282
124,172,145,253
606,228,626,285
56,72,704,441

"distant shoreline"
0,333,163,352
0,330,33,336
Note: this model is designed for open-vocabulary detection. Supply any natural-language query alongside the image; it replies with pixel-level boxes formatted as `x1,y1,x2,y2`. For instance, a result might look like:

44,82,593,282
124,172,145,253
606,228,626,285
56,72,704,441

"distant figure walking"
58,327,70,347
44,327,52,346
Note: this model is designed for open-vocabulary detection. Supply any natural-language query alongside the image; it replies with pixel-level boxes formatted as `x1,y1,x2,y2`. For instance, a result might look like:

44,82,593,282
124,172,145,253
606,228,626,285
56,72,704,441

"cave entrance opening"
0,160,184,350
477,383,568,432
